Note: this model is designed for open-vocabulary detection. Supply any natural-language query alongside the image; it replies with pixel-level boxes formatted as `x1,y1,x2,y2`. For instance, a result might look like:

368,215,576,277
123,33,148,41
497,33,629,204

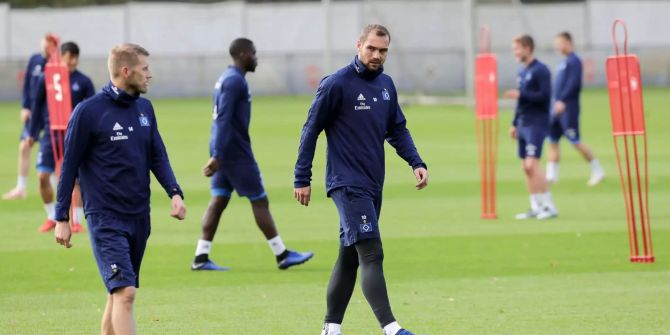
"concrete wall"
0,0,669,100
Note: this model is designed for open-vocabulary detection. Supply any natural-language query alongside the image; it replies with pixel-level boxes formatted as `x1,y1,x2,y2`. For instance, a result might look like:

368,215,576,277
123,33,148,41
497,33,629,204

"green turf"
0,89,668,334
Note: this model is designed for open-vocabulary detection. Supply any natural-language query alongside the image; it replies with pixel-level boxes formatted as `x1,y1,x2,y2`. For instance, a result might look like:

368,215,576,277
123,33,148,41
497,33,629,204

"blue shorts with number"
210,163,266,200
88,213,151,293
330,186,382,247
549,111,581,144
517,125,548,159
36,133,55,174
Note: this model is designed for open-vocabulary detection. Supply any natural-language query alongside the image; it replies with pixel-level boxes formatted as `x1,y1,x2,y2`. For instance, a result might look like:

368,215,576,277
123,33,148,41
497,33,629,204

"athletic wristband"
168,188,184,200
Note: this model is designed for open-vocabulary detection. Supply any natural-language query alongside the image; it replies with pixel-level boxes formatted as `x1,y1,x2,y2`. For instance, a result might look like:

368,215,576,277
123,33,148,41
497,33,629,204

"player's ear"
356,39,362,51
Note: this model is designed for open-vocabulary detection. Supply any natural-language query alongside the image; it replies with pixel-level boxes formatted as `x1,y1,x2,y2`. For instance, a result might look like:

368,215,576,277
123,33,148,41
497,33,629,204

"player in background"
192,38,313,271
504,34,558,220
294,24,427,335
54,43,186,335
546,31,605,186
3,35,53,200
27,41,95,233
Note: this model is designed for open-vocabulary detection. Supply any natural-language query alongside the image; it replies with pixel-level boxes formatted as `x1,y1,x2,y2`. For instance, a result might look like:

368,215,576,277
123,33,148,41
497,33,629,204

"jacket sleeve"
385,83,426,170
293,76,341,188
519,68,551,105
55,104,92,221
557,59,582,102
148,103,183,199
211,77,241,161
21,57,35,109
28,76,46,139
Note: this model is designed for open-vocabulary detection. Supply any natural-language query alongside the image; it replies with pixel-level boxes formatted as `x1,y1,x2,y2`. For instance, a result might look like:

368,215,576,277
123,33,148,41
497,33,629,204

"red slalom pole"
475,26,498,219
44,34,79,226
605,19,654,263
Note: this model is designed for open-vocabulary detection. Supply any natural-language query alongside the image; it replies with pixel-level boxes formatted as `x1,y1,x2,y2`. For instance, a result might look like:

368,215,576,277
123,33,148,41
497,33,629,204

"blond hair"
107,43,150,78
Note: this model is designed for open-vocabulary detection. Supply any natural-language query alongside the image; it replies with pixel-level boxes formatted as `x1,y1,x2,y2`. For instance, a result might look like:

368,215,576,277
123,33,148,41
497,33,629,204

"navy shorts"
36,135,55,174
330,186,382,247
88,213,151,293
517,125,548,159
210,163,266,200
549,111,581,144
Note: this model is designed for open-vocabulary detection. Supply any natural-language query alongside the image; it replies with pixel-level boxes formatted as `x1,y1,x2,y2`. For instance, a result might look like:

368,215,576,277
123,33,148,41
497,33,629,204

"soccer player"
54,44,186,335
192,38,313,271
27,41,95,233
293,24,428,335
546,31,605,186
504,34,558,220
3,35,52,200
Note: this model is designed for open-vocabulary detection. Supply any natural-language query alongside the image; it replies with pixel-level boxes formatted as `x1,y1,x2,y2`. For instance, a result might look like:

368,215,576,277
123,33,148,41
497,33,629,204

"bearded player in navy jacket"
54,44,186,335
294,24,428,335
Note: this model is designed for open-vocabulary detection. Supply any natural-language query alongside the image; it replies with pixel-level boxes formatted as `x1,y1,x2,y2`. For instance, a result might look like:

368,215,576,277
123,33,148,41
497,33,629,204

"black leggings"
325,238,395,327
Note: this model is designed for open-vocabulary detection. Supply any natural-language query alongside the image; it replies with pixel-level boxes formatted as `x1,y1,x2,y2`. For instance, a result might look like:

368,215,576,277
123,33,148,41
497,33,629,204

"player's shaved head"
359,24,391,44
108,43,150,79
229,38,254,58
514,34,535,52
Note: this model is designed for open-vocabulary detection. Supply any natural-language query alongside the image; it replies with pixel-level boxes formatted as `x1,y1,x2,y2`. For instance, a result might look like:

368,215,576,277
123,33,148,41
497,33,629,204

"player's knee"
356,239,384,265
523,158,537,177
112,286,136,306
38,173,51,187
210,196,230,210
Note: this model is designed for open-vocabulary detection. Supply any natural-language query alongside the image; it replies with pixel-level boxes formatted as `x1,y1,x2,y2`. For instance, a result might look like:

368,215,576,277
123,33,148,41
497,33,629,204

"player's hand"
20,108,31,123
170,195,186,220
504,89,520,99
509,126,517,140
202,157,219,177
554,101,566,115
414,167,429,190
26,136,35,147
55,222,72,248
293,186,311,207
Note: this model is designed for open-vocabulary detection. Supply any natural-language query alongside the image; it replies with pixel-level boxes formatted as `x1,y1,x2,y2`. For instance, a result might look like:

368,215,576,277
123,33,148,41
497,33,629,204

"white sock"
590,159,602,172
195,239,212,257
44,202,55,221
546,162,558,180
268,235,287,256
530,194,542,212
74,207,85,224
321,323,341,335
17,176,27,190
542,192,556,211
49,174,57,190
384,321,402,335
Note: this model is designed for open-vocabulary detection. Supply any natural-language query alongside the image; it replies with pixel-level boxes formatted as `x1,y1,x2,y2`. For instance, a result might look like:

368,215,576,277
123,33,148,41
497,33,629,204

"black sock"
194,254,209,264
324,243,359,324
355,238,396,327
276,249,289,262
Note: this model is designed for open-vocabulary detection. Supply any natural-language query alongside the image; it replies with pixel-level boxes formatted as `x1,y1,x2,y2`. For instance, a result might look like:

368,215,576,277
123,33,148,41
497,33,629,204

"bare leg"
523,158,548,194
101,294,115,335
250,197,279,240
200,196,230,241
2,140,32,199
573,142,595,162
111,287,136,335
19,139,32,182
38,172,53,205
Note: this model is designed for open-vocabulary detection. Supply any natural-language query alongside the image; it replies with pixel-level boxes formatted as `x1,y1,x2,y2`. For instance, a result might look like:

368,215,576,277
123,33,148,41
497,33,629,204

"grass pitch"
0,89,668,334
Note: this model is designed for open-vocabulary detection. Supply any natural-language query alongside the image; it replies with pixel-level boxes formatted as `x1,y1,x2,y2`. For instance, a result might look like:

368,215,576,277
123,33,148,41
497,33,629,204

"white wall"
0,0,669,100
